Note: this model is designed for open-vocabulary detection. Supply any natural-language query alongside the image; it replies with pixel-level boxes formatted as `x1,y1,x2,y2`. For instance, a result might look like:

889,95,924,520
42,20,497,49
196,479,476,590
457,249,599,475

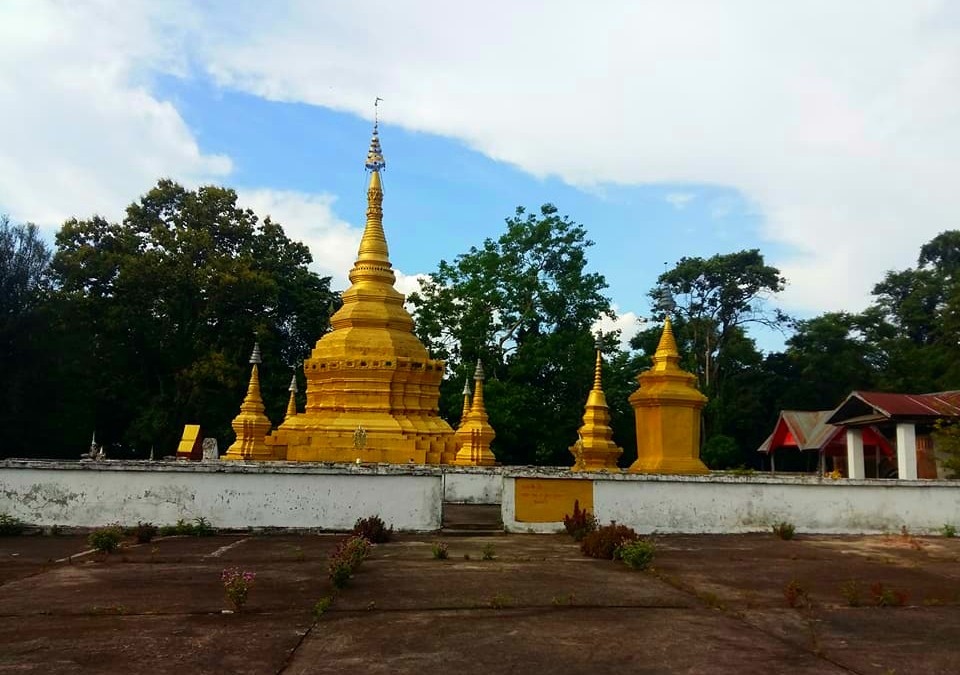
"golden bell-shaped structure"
224,343,275,461
265,122,458,464
570,338,622,471
628,317,709,474
453,360,497,466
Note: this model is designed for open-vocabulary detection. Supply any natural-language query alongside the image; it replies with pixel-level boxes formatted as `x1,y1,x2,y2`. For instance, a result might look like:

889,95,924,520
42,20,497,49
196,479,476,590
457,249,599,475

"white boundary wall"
0,460,443,531
4,461,960,534
501,471,960,534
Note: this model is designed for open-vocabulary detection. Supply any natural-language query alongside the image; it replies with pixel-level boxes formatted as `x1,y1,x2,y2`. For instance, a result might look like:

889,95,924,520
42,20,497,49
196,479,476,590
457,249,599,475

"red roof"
828,390,960,425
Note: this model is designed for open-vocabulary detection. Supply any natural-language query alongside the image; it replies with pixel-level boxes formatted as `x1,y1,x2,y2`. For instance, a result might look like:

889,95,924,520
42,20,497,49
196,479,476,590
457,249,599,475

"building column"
846,428,865,479
896,422,918,480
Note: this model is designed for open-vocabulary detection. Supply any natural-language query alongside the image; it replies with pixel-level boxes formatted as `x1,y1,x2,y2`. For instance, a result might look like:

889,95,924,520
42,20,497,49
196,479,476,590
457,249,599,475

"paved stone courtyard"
1,530,958,674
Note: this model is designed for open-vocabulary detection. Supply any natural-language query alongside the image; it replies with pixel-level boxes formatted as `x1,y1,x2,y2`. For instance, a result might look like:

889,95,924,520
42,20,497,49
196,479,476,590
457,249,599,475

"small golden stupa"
224,343,274,461
628,317,709,474
453,360,497,466
264,118,458,464
569,336,622,471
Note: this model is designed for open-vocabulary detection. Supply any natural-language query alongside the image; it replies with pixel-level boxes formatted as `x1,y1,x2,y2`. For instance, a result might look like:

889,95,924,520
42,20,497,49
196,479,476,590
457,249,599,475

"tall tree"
409,204,617,465
41,180,337,457
0,216,53,458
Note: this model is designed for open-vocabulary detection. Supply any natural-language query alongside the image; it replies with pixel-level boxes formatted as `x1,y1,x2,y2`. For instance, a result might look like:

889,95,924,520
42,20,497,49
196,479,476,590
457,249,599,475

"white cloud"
393,270,427,300
593,307,646,351
186,0,960,315
665,192,696,210
237,189,360,289
0,1,230,229
6,1,960,319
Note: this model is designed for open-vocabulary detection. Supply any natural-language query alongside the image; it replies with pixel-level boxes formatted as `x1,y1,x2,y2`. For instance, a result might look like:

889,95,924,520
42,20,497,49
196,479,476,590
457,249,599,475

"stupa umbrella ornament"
569,332,622,472
223,341,275,461
457,378,472,431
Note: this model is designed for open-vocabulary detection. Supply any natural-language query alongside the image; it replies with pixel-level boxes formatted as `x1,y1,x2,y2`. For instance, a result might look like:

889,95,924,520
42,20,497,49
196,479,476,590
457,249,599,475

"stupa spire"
454,359,497,466
285,369,298,420
351,100,394,287
457,378,472,430
224,341,275,460
570,334,622,471
650,315,682,372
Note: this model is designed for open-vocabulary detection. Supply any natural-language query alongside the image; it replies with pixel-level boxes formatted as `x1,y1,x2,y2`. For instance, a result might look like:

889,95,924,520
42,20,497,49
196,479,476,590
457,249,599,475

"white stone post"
896,422,918,480
846,428,865,479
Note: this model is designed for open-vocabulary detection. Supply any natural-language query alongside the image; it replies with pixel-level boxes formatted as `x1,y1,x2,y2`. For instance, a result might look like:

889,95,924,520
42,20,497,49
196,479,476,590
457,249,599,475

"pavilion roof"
756,410,842,454
826,391,960,426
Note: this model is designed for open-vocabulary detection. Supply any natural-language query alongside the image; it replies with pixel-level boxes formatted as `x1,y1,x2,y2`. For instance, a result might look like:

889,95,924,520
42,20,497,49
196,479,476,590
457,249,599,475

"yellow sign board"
176,424,202,459
515,478,593,523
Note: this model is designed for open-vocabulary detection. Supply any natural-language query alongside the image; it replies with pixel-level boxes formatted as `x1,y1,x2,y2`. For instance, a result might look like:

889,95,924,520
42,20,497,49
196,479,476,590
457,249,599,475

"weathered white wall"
502,472,960,535
442,469,503,504
0,461,442,531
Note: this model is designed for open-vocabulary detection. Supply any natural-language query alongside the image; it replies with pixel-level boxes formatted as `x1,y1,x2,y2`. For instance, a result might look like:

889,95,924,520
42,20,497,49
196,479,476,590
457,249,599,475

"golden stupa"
261,121,459,464
224,343,274,461
453,361,497,466
628,317,709,474
569,337,622,472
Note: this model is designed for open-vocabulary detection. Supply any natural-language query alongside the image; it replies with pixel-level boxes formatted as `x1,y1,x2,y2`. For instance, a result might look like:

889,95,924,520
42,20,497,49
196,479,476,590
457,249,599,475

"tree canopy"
0,181,337,458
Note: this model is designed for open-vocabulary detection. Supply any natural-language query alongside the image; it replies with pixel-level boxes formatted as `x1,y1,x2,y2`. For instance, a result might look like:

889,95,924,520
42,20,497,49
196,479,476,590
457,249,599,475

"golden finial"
592,333,603,390
650,316,681,372
350,105,394,287
365,97,386,172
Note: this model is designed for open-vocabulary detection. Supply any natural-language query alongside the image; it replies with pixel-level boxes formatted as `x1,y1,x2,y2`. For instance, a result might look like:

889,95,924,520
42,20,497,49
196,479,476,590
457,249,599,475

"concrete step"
442,503,503,535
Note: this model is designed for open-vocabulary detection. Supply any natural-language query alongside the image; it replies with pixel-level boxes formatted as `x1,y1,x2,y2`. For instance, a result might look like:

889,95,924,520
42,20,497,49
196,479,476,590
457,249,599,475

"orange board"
514,478,593,523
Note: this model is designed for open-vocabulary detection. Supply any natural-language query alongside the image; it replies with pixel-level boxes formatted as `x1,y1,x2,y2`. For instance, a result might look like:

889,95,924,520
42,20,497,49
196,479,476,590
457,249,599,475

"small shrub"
192,517,215,537
941,524,956,538
221,567,256,611
481,543,496,561
329,561,352,589
581,522,639,560
134,522,157,544
840,579,864,607
353,515,392,543
489,592,513,609
871,582,907,607
88,527,123,554
313,595,334,618
772,521,796,540
563,500,598,542
617,540,656,570
0,513,25,536
333,535,371,571
432,542,449,560
463,553,471,561
784,579,810,608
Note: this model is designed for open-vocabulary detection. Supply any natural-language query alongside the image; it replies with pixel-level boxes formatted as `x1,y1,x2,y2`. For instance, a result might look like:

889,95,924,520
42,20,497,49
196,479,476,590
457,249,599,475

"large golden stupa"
229,122,459,464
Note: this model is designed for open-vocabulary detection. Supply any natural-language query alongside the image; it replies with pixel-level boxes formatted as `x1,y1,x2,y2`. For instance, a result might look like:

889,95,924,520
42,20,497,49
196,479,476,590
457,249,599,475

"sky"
2,1,959,352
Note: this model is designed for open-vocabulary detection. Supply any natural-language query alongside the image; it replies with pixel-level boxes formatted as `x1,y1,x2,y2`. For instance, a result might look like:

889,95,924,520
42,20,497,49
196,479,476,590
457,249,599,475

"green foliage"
313,595,335,618
840,579,864,607
327,535,372,589
133,522,157,544
700,434,741,470
221,567,256,612
616,540,655,570
562,499,598,541
941,524,957,538
88,527,123,554
409,204,616,465
871,582,908,607
352,515,392,543
24,180,337,458
481,543,496,561
431,542,449,560
580,522,639,560
0,216,53,459
0,513,26,536
158,517,215,537
932,420,960,479
772,521,796,540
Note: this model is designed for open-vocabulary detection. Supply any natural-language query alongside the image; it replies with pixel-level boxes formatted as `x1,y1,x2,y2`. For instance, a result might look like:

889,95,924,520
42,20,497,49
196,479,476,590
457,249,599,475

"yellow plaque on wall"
515,478,593,523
